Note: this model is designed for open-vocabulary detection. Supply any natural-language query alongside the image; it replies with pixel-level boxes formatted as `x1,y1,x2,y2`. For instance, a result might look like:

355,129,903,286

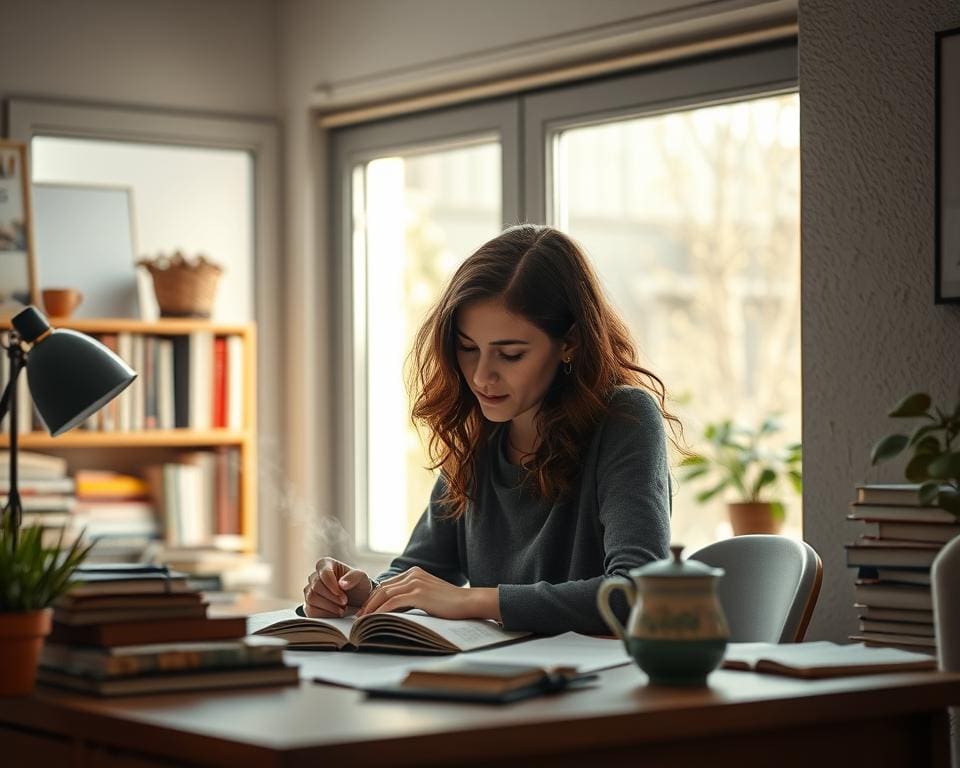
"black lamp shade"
25,329,136,436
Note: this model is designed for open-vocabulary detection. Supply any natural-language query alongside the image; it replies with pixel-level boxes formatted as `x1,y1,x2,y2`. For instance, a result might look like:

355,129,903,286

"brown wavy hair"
408,224,683,518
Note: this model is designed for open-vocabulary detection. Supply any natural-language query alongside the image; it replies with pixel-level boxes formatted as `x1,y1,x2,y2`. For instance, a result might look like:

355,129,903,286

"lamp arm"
1,339,25,549
0,376,10,424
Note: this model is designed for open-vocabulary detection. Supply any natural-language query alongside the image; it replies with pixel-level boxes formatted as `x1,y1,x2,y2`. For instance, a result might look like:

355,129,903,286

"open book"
247,608,529,654
722,641,936,678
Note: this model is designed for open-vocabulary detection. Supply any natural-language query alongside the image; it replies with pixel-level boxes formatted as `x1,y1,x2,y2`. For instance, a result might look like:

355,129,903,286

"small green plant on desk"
679,417,802,535
0,516,91,695
871,391,960,517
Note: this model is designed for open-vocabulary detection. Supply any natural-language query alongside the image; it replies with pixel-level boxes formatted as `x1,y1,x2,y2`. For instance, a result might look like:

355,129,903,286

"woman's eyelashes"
456,345,525,362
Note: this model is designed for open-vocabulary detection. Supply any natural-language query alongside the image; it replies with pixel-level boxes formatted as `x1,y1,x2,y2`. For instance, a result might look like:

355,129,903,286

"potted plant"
870,391,960,515
679,417,803,535
0,517,90,695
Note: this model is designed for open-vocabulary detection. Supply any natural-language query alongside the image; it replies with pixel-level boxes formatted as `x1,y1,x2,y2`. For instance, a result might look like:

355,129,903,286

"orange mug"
42,288,84,318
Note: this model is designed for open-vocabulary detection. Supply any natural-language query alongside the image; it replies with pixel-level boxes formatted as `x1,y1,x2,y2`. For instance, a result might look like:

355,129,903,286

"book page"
462,632,632,673
354,610,528,652
723,641,936,672
247,608,352,643
286,650,429,688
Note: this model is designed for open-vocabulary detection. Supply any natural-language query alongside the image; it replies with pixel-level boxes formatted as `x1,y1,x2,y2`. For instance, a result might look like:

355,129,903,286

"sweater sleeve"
498,389,672,634
376,474,467,586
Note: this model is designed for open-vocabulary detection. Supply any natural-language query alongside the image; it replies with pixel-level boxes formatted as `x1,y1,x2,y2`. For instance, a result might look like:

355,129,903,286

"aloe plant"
870,391,960,516
0,514,92,612
679,417,802,521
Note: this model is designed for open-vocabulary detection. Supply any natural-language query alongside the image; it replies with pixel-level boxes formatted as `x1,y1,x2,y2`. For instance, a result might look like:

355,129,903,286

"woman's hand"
303,557,373,618
356,566,501,621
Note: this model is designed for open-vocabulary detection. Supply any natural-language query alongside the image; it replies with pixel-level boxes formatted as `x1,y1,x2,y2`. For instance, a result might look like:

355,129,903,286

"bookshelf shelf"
1,317,258,553
0,430,252,448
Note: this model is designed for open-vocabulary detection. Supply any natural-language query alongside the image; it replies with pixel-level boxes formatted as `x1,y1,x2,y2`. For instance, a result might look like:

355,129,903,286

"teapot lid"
632,544,724,578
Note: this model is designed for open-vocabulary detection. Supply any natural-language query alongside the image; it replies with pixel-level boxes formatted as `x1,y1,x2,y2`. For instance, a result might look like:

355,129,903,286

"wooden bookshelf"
0,318,258,552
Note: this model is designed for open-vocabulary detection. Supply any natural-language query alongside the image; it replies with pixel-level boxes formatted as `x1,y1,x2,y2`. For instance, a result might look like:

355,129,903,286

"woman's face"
455,298,570,424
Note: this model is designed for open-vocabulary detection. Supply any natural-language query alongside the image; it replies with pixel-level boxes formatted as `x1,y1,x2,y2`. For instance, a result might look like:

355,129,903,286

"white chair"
932,535,960,768
690,534,823,642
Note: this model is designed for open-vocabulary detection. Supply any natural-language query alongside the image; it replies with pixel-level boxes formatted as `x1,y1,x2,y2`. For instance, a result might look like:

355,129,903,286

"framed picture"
936,26,960,303
0,140,38,317
33,183,140,318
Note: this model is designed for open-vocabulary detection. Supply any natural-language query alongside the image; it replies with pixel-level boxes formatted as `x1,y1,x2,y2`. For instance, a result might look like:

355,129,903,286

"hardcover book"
854,484,954,507
37,664,298,696
49,616,247,648
364,659,595,703
41,636,287,679
844,539,942,568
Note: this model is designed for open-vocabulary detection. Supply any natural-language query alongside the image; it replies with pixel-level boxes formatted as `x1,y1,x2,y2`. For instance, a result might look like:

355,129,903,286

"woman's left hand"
356,566,499,620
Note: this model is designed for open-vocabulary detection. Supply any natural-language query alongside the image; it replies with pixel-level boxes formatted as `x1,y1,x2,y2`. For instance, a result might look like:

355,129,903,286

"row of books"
4,332,245,434
0,338,34,433
40,565,296,695
6,449,242,545
92,332,244,432
4,450,267,596
845,483,958,652
145,448,243,544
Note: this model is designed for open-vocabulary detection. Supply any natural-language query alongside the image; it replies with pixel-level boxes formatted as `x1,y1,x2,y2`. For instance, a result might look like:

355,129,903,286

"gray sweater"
378,386,671,634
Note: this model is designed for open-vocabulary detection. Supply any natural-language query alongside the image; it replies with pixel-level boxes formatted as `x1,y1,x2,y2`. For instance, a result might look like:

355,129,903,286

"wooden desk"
1,664,957,767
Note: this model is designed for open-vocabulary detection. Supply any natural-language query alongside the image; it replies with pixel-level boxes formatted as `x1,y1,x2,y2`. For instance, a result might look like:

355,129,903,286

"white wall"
800,0,960,640
0,0,279,115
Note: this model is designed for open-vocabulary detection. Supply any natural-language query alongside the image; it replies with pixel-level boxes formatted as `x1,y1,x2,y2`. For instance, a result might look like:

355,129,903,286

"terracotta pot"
0,608,52,696
727,502,783,536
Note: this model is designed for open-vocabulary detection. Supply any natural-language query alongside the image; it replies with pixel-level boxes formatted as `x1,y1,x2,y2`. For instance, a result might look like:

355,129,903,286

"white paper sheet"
463,632,632,673
284,631,633,688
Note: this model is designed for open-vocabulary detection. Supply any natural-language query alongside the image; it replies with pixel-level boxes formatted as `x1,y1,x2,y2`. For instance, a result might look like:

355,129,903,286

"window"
549,93,801,550
331,100,520,556
331,42,799,560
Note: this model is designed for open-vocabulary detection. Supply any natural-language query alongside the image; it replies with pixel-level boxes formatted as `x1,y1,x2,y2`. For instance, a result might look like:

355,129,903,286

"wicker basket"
138,252,223,318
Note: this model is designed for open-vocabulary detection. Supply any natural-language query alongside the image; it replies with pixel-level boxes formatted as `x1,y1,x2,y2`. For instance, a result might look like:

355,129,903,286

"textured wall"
800,0,960,640
0,0,279,115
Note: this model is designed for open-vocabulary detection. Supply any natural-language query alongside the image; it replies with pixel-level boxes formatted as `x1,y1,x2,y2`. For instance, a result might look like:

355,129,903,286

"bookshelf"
0,317,258,552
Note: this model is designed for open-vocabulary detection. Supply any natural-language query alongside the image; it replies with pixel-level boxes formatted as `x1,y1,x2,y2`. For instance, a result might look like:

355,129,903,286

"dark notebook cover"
363,672,597,704
49,616,246,648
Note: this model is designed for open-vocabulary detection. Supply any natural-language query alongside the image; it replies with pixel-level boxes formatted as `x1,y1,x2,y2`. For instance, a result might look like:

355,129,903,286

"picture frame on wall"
32,182,141,318
0,140,39,317
936,26,960,303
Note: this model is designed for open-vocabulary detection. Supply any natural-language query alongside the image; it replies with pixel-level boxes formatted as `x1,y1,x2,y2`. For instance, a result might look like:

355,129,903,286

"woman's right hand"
303,557,373,618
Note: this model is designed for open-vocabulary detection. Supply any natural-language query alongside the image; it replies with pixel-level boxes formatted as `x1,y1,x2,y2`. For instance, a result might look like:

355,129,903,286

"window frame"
329,98,521,567
329,42,798,565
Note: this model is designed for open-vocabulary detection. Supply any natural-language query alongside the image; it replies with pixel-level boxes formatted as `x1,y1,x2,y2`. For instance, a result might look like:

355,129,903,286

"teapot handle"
596,576,636,646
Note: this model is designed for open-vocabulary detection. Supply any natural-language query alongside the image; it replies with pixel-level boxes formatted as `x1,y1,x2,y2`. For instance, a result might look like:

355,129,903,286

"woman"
304,224,679,634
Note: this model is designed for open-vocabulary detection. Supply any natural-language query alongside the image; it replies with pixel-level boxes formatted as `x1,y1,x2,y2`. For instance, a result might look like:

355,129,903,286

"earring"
563,357,572,375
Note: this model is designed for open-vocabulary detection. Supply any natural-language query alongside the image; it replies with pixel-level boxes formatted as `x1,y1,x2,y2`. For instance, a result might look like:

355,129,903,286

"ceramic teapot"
597,544,728,686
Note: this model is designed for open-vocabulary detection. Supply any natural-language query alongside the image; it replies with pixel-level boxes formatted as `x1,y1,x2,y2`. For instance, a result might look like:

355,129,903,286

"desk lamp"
0,306,136,549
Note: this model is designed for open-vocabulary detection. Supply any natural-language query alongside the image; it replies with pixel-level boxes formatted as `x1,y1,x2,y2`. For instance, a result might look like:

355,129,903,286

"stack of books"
145,540,273,598
0,450,75,533
845,483,959,652
39,565,297,695
73,470,161,563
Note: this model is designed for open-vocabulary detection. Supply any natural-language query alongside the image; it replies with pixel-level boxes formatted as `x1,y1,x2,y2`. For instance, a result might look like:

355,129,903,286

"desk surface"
2,662,959,767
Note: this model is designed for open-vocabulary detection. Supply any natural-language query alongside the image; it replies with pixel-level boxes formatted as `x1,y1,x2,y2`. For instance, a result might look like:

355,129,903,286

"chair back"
689,535,822,642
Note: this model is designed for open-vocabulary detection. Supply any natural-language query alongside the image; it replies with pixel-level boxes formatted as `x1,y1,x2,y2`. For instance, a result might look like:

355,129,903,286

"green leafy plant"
870,391,960,516
0,515,91,612
679,417,803,521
